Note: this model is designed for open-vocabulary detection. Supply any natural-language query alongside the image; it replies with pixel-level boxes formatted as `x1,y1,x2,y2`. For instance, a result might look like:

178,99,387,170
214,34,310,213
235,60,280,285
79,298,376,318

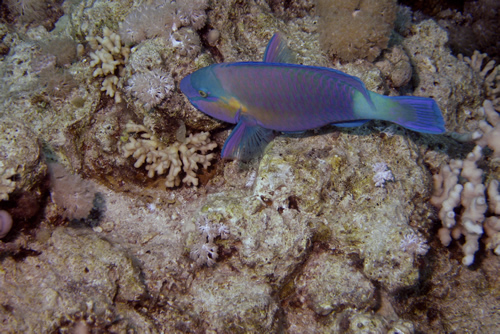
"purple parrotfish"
180,33,446,160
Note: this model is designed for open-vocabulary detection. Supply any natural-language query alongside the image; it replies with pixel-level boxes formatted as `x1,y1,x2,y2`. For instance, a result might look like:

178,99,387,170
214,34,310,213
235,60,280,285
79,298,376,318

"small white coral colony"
126,69,174,109
122,121,217,188
87,27,130,103
431,145,500,265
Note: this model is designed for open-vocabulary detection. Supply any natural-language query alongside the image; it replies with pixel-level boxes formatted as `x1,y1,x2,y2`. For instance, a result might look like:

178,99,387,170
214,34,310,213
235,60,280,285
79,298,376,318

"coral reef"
87,27,130,103
0,227,149,332
122,121,217,188
118,0,208,45
476,99,500,157
0,116,46,201
402,20,483,132
1,0,500,332
316,0,397,62
431,145,500,265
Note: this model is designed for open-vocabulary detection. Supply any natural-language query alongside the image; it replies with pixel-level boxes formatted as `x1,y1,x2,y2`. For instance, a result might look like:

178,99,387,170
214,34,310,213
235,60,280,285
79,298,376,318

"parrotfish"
180,33,445,160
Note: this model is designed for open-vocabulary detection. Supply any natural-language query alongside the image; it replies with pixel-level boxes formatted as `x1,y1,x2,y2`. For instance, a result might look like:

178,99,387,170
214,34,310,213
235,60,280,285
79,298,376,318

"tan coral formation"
122,121,217,188
87,27,130,103
476,99,500,158
431,145,500,265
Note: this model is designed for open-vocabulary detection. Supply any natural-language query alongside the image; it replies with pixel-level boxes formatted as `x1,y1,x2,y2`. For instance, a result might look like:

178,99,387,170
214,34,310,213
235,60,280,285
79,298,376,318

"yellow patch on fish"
218,96,247,114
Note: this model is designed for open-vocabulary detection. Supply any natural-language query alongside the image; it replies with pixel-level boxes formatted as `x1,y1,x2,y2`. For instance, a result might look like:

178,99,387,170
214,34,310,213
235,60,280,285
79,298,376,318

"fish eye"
198,90,208,98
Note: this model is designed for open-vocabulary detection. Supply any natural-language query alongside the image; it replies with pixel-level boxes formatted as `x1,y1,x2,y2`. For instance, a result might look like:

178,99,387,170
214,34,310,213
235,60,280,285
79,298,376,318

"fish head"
180,65,241,123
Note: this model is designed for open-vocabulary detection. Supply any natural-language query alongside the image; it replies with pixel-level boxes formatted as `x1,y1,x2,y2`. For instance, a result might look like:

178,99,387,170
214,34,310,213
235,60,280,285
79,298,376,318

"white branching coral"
122,121,217,188
190,216,229,266
372,162,394,188
476,99,500,158
125,69,174,109
431,145,500,265
87,27,130,103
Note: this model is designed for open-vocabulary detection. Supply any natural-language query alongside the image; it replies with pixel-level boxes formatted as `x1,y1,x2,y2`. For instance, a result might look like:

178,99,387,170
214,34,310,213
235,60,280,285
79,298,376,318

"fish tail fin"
372,93,446,134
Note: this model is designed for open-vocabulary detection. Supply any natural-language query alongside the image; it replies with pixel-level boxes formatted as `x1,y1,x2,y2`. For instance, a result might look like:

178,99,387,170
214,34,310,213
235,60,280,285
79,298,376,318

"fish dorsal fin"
221,115,275,161
263,33,296,63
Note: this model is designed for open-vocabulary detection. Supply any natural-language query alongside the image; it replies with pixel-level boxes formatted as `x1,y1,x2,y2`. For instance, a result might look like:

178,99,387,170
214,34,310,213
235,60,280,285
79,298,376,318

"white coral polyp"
126,69,174,109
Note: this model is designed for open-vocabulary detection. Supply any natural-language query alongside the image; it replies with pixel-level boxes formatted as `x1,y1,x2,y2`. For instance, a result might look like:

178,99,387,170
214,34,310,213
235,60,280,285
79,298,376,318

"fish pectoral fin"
263,33,297,64
221,116,275,161
332,120,370,128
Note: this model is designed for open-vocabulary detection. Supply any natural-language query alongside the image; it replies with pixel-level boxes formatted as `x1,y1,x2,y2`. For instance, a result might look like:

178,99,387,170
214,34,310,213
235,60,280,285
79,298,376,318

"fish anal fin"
221,116,275,161
263,33,297,64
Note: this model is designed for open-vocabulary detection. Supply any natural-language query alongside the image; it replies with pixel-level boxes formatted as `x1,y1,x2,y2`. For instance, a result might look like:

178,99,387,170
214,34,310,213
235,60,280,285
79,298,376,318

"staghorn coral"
316,0,397,62
122,121,217,188
87,27,130,103
431,145,500,265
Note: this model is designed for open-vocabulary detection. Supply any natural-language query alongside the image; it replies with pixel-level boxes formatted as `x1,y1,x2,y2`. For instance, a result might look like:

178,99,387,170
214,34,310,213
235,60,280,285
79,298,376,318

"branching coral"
431,145,500,265
460,51,500,107
122,121,217,188
476,99,500,158
87,27,130,103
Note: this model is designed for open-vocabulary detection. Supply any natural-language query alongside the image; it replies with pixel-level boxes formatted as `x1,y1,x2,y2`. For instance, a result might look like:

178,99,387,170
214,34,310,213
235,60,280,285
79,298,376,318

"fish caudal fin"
222,115,275,161
362,92,446,134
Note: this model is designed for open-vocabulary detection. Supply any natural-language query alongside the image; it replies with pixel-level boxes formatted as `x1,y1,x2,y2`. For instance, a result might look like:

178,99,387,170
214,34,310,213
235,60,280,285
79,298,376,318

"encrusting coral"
87,27,130,103
122,121,217,188
431,145,500,265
